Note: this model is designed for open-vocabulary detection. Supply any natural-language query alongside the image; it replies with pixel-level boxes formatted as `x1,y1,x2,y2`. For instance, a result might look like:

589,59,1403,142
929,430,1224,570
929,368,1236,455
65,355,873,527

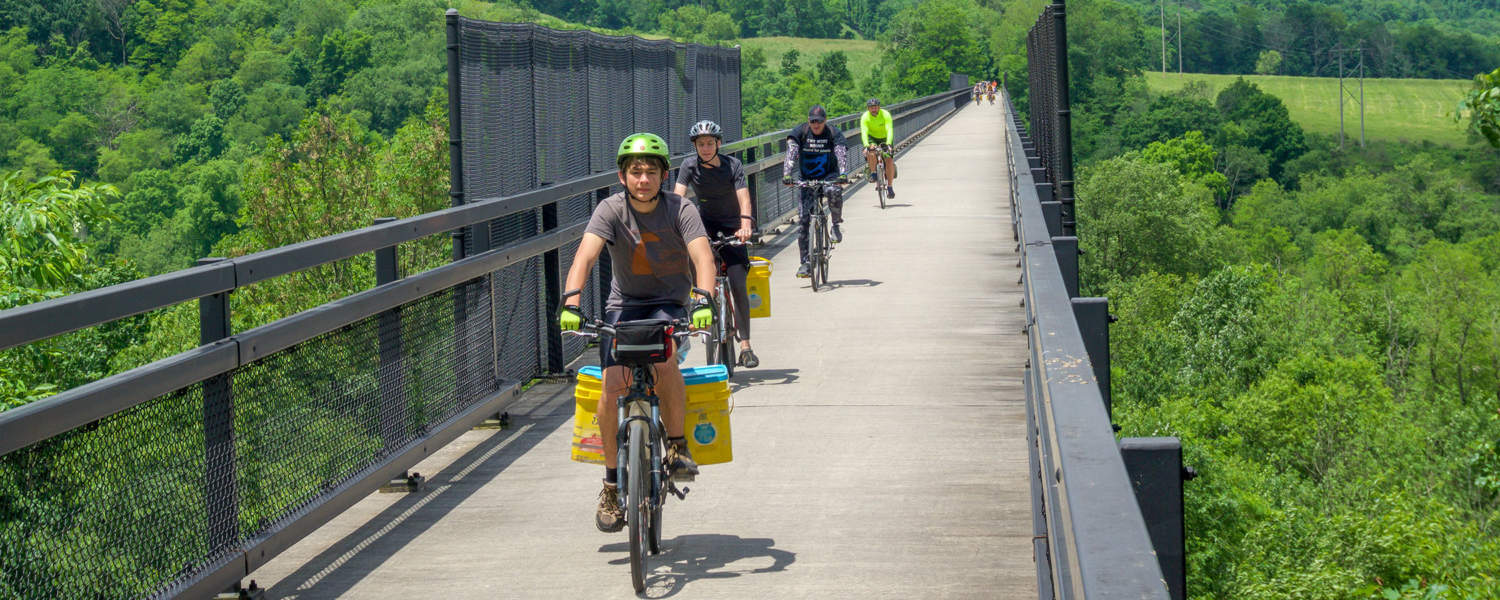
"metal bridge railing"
1003,87,1177,600
0,37,968,597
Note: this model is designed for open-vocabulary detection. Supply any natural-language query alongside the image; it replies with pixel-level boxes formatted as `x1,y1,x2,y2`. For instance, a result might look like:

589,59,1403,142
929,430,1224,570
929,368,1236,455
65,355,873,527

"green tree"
0,170,117,293
1253,49,1282,75
879,0,992,95
1216,78,1306,180
815,50,853,87
1458,67,1500,148
1076,153,1220,291
659,6,738,44
780,47,800,77
172,113,223,162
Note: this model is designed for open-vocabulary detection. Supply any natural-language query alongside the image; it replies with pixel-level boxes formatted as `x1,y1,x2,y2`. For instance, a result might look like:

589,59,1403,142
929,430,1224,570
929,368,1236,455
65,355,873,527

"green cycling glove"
691,303,713,329
558,305,583,331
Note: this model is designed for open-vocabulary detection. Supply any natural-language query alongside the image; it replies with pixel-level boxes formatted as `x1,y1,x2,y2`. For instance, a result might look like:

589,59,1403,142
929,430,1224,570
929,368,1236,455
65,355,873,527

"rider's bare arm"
686,236,716,299
564,232,607,307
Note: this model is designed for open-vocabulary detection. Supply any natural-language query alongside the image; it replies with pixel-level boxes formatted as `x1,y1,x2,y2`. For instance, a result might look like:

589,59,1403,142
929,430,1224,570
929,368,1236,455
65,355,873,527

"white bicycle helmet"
688,120,723,141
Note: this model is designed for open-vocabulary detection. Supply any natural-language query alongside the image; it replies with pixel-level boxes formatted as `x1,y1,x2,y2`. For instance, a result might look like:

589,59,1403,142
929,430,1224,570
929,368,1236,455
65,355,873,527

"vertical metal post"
594,188,613,312
542,199,565,374
197,257,237,557
1338,48,1345,150
745,146,758,230
1051,0,1077,237
374,218,404,450
1120,437,1189,600
1071,297,1112,416
1052,236,1078,298
445,9,467,261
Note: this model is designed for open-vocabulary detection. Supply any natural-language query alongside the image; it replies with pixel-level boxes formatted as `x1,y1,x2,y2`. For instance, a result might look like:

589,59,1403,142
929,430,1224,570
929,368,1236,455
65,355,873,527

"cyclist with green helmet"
860,98,897,197
558,132,717,534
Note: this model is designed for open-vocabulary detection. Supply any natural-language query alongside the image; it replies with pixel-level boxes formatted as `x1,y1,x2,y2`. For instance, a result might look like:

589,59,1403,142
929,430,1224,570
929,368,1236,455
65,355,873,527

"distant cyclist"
672,120,760,368
860,98,897,197
781,104,850,278
558,132,717,533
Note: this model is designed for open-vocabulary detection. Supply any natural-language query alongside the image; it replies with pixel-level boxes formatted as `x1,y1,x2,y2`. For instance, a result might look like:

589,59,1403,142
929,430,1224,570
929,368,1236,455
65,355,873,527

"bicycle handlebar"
562,318,711,341
786,179,849,189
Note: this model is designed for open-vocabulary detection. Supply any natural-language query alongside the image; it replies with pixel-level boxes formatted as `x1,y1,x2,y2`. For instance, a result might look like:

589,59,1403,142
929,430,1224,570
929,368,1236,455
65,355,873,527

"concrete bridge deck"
247,101,1034,599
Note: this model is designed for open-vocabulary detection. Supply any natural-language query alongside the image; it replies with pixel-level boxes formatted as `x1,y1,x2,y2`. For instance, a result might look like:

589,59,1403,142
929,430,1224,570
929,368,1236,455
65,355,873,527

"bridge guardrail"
0,40,968,598
1003,88,1172,600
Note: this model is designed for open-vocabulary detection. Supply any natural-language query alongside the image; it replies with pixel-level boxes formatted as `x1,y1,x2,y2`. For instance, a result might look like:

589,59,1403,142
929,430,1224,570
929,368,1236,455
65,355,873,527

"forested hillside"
1117,0,1500,79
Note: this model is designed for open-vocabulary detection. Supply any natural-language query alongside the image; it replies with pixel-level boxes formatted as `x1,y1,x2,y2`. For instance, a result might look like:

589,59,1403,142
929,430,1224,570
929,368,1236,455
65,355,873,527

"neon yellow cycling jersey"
860,108,894,142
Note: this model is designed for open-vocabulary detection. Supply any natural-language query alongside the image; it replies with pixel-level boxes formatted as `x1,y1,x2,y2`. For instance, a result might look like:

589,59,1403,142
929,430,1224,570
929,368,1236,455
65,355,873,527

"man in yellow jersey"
860,98,897,197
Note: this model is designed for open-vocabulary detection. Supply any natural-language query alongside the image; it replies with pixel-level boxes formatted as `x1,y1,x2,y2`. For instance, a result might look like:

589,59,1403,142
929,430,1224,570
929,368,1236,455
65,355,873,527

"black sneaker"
868,172,877,183
887,185,895,198
796,263,810,278
596,483,625,533
738,347,759,368
832,225,842,243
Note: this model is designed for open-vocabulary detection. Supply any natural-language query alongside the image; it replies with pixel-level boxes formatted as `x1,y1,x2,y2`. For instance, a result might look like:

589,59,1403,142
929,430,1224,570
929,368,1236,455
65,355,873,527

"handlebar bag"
611,319,675,364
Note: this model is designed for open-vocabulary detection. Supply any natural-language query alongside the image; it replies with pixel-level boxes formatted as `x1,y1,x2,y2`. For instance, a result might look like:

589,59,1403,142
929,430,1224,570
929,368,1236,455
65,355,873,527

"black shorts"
704,222,750,268
599,303,688,368
866,137,890,148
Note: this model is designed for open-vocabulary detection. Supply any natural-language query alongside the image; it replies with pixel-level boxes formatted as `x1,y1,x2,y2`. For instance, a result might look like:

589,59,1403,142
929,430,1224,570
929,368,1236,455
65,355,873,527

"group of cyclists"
557,98,902,533
974,80,998,104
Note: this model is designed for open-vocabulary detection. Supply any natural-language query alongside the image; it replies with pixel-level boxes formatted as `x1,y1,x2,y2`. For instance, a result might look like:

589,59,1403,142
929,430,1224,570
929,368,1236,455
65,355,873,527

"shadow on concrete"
823,278,882,290
598,533,796,598
878,203,913,208
729,368,799,392
265,384,575,600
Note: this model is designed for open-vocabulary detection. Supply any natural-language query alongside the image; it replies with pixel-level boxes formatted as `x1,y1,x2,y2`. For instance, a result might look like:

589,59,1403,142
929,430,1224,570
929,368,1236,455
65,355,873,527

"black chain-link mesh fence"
0,282,495,598
1027,9,1059,189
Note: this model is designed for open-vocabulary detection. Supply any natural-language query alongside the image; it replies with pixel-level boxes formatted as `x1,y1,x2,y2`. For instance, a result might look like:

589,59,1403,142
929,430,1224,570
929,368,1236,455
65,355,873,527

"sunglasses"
809,119,825,124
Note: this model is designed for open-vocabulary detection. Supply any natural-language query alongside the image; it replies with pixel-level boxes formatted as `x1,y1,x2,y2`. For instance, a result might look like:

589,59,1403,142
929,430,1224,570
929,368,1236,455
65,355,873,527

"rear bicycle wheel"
626,420,650,593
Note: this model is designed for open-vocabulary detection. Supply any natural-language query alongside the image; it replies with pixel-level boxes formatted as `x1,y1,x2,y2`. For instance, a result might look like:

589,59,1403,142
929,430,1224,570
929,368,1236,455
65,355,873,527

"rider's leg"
796,187,815,266
727,262,751,348
599,365,629,470
828,185,844,224
885,154,897,182
652,361,687,439
864,147,877,181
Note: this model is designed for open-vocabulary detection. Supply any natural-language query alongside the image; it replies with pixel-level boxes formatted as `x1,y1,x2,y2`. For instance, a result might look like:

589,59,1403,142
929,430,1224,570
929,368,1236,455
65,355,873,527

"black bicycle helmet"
866,98,880,107
688,120,723,141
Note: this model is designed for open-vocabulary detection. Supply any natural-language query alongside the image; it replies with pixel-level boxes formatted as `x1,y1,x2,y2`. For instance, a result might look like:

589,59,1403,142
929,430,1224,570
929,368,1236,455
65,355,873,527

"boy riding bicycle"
672,120,760,369
782,105,850,278
860,98,897,198
558,132,718,533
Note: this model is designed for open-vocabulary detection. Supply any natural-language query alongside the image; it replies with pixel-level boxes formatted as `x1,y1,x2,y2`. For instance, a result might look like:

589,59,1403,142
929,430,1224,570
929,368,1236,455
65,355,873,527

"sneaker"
796,263,810,278
596,483,625,533
868,172,877,183
887,185,895,198
665,441,699,482
738,347,760,368
832,225,842,243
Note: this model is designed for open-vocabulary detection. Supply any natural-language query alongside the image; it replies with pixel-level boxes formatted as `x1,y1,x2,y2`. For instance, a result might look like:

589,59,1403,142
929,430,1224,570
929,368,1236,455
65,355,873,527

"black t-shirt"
675,153,747,228
789,122,846,180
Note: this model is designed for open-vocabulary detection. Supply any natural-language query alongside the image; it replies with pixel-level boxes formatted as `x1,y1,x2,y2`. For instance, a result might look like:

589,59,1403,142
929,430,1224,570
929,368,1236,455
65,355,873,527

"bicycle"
866,143,894,209
789,179,843,292
706,232,753,377
563,314,710,593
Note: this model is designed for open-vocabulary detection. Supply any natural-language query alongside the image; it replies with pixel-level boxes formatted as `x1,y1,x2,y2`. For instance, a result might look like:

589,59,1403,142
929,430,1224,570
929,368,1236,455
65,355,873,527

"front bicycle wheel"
718,293,735,377
816,214,828,292
626,420,650,593
704,295,720,366
877,162,887,209
818,216,831,287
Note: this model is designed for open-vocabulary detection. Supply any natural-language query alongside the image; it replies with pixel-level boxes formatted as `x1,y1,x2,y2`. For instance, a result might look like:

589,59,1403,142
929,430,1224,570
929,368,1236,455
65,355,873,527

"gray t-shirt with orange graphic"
585,191,707,310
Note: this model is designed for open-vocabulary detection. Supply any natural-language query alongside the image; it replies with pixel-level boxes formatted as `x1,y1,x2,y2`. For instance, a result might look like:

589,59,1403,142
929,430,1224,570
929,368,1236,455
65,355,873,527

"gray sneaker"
665,441,699,482
596,483,625,533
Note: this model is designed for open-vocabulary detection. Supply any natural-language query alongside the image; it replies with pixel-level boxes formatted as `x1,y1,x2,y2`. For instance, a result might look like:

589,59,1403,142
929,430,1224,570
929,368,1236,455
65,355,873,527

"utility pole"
1176,0,1183,77
1359,46,1366,148
1338,47,1345,150
1160,0,1167,74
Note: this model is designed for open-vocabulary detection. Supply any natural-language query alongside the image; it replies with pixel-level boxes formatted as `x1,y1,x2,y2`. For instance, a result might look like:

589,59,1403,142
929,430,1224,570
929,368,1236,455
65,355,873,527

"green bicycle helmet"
616,132,670,170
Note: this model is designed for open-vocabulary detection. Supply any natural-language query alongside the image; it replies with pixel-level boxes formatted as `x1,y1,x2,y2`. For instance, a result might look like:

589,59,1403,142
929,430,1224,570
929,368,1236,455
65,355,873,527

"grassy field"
1145,72,1474,146
735,37,881,78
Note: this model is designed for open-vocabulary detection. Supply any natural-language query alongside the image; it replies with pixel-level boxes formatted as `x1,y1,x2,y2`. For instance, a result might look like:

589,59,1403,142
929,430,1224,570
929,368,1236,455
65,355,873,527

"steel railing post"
1071,297,1112,416
542,198,565,374
1052,236,1078,298
1119,437,1190,600
196,257,237,559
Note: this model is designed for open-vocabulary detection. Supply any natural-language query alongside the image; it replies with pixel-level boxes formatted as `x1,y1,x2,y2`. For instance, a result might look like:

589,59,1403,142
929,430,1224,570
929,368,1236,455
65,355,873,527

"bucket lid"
577,364,727,385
